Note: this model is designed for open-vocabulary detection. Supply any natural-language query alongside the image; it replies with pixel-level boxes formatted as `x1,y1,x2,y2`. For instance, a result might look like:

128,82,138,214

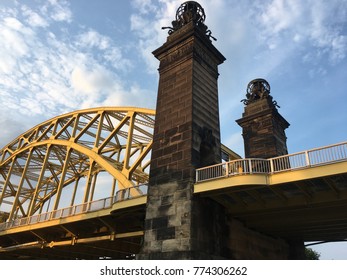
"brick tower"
139,1,227,259
236,79,290,158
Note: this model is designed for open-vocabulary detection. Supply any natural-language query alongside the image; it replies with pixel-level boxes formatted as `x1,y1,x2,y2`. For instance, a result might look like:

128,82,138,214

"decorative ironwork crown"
162,1,216,41
176,1,206,25
241,78,280,107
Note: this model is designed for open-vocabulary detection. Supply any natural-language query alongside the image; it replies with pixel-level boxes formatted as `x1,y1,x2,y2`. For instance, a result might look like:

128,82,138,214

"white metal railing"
0,184,148,232
196,141,347,182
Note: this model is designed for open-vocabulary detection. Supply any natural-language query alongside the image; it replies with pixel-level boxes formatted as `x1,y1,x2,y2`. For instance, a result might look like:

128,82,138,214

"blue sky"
0,0,346,259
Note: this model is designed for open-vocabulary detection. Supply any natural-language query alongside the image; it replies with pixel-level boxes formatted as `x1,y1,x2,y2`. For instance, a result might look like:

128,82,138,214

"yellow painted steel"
221,143,241,161
194,174,269,193
194,160,347,194
269,161,347,185
0,231,144,252
0,195,147,237
0,107,155,223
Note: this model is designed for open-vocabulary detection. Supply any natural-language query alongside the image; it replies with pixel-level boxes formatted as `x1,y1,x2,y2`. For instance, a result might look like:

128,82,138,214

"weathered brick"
172,151,183,161
163,144,178,155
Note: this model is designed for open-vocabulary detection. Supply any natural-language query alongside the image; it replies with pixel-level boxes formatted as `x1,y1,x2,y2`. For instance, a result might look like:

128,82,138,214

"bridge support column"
138,2,302,260
138,2,228,259
236,79,290,159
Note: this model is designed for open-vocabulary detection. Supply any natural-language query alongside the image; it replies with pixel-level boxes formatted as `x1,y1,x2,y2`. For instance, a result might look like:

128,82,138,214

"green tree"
305,248,320,260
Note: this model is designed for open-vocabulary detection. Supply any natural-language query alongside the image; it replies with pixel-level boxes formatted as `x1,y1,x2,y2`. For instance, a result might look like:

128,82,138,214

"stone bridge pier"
138,1,305,260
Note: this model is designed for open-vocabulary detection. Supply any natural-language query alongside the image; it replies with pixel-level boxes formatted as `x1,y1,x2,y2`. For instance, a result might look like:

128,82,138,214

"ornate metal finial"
162,1,216,41
241,78,280,107
176,1,205,25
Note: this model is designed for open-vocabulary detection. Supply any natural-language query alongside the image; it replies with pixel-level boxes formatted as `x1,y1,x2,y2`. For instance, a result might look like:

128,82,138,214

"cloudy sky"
0,0,346,259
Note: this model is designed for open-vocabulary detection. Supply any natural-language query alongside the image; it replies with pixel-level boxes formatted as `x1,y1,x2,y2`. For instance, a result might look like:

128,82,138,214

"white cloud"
77,30,110,50
42,0,72,23
71,65,115,95
3,16,23,30
130,0,181,72
330,35,347,62
0,0,142,126
131,0,157,15
20,97,45,115
22,6,49,27
254,0,347,65
0,16,34,76
76,29,133,71
260,0,302,34
1,23,29,56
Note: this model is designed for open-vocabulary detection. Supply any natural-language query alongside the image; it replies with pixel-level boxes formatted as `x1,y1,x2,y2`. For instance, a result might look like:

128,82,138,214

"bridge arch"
0,107,155,222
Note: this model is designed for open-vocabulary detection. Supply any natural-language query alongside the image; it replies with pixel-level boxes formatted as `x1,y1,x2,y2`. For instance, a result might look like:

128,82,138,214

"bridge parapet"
196,141,347,182
0,184,147,232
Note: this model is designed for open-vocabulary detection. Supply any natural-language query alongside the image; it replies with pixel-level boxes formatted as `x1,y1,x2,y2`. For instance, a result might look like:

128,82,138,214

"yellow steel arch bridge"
0,107,155,217
0,107,156,259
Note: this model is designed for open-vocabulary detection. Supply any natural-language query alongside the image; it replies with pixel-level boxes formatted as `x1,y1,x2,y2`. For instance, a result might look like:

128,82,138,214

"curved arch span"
0,107,155,221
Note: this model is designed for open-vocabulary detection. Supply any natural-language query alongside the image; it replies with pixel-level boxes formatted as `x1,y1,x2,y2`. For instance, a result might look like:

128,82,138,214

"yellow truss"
0,107,155,221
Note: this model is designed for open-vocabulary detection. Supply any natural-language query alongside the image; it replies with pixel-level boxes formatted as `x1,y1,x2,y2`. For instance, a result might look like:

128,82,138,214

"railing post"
248,159,252,174
305,151,311,166
269,158,274,173
72,205,76,216
225,162,229,177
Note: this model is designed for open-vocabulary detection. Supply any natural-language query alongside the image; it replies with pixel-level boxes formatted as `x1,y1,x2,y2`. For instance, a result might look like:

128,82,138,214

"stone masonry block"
158,204,176,216
162,239,181,252
151,217,168,229
161,195,174,205
157,227,176,241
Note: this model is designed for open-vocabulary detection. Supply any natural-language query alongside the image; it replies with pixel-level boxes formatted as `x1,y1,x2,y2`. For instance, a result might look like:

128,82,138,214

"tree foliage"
305,248,321,260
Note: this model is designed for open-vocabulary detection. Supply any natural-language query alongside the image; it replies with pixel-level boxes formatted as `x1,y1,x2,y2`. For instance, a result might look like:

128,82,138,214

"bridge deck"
194,142,347,242
0,194,146,259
